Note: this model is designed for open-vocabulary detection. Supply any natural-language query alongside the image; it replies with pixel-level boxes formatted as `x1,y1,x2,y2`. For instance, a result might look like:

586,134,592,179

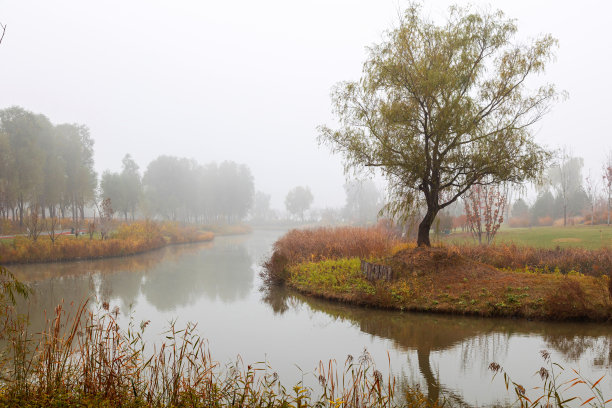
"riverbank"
0,220,214,264
262,227,612,321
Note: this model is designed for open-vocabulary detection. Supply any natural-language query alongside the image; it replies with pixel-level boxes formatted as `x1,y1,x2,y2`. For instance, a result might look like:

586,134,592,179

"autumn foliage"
262,226,400,285
0,220,214,264
464,185,506,245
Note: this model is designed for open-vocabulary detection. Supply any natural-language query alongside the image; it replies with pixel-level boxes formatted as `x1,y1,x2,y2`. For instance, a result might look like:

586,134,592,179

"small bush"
537,216,554,227
544,278,593,320
508,216,530,228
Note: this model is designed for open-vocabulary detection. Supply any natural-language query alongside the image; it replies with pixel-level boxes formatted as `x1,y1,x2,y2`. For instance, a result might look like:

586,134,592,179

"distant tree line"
101,156,254,224
509,151,612,227
0,106,255,229
0,106,96,226
251,180,383,226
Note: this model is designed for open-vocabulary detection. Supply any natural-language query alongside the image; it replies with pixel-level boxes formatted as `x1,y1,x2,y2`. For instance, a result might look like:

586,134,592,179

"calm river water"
9,230,612,406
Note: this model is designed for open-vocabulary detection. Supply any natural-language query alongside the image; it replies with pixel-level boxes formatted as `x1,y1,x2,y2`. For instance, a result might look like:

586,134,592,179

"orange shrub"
508,216,530,228
159,221,214,244
537,216,554,226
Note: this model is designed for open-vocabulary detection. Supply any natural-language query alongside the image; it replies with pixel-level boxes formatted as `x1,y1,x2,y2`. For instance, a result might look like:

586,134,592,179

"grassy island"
262,227,612,321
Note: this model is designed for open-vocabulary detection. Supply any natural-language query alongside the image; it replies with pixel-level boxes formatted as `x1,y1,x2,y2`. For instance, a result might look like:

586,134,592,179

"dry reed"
0,299,436,407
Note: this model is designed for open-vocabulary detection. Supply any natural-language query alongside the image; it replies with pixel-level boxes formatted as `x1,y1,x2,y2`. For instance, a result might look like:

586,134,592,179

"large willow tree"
319,5,558,246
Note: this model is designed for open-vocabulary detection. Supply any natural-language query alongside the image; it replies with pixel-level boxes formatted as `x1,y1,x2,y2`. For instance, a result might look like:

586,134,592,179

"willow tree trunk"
417,208,437,247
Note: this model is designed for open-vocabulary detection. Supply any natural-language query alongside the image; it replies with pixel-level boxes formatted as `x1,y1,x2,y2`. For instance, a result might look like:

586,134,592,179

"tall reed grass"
0,299,437,407
490,350,611,407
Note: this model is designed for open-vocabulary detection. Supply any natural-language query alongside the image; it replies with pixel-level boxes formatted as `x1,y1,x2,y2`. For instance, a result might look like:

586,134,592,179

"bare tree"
584,171,598,225
47,215,60,244
87,220,96,240
548,148,583,227
0,23,6,45
97,198,114,240
25,205,46,242
464,184,507,245
604,152,612,226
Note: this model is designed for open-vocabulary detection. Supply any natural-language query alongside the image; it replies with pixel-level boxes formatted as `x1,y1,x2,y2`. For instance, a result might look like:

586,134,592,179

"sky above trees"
0,0,610,208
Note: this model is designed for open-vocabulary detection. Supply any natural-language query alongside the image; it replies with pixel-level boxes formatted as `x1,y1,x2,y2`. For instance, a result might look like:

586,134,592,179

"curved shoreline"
287,283,611,323
0,223,254,266
282,257,612,323
0,236,215,266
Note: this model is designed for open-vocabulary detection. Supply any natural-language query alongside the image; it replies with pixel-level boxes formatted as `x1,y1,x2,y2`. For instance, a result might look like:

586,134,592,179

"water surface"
10,230,612,406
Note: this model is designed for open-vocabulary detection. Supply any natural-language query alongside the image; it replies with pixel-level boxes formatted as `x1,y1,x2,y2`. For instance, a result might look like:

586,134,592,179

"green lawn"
441,225,612,249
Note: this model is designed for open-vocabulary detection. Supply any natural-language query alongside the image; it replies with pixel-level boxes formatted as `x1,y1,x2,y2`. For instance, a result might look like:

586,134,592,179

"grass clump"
290,258,376,298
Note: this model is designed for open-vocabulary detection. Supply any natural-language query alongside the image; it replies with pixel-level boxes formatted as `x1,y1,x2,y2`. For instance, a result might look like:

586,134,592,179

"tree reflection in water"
261,286,612,403
12,237,256,328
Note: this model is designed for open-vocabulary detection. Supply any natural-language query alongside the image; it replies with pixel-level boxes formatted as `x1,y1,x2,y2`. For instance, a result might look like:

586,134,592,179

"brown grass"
456,243,612,277
261,226,400,285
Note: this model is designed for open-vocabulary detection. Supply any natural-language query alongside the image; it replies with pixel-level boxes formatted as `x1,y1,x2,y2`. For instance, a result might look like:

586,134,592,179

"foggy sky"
1,0,611,209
